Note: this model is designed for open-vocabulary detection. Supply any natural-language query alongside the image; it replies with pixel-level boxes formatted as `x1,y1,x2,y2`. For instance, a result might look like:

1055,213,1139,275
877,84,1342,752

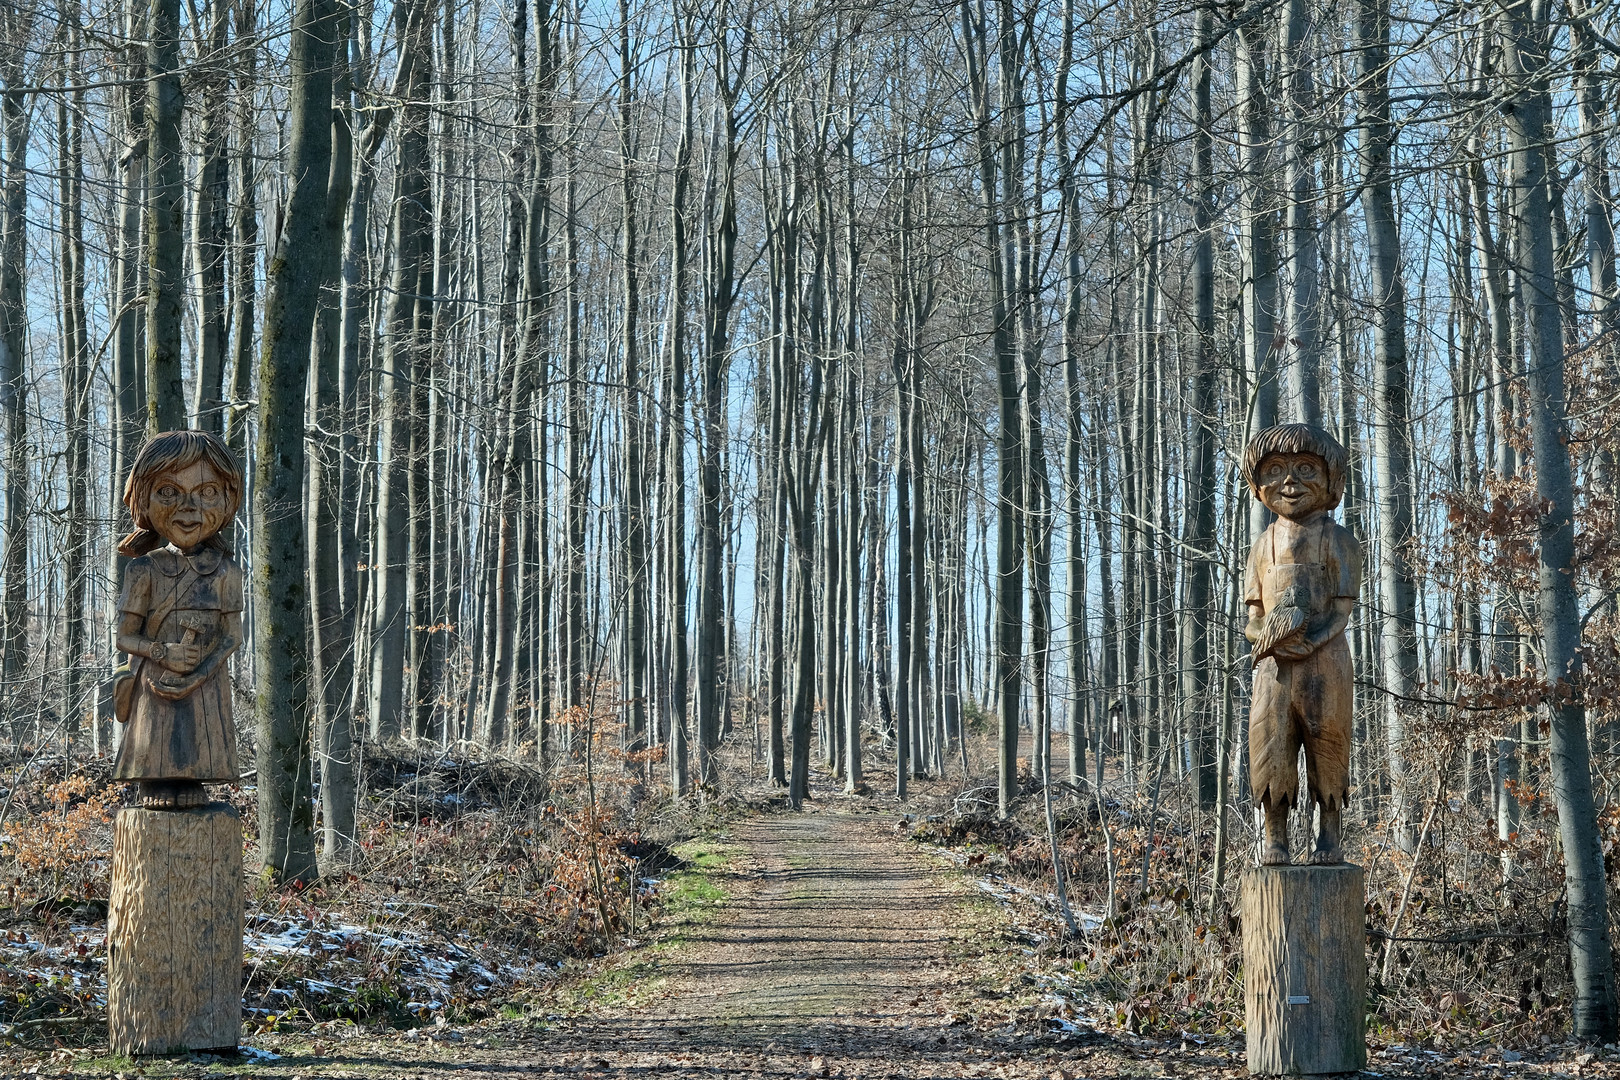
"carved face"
1256,452,1332,520
145,460,231,551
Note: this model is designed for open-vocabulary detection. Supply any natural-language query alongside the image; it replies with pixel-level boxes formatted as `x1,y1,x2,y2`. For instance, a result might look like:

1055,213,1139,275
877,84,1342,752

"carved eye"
156,485,179,500
1297,461,1317,479
198,484,220,501
1265,462,1284,480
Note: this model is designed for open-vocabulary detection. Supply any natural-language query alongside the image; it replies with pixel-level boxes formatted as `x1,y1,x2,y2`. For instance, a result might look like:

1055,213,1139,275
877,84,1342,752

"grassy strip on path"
544,832,744,1016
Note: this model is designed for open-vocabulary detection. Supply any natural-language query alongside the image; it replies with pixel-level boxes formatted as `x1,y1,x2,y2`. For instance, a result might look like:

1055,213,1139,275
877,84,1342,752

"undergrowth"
912,748,1591,1053
0,695,745,1050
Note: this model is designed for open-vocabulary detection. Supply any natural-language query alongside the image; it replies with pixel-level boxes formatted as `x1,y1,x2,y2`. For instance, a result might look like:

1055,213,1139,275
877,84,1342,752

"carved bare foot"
1307,841,1344,865
1309,806,1343,864
138,781,207,810
1261,805,1290,865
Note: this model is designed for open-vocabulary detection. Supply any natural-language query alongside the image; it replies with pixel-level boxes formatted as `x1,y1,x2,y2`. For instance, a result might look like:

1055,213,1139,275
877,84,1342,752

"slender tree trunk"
368,0,434,742
190,0,231,433
1281,0,1320,423
59,14,90,745
696,31,742,789
0,26,29,692
254,0,340,885
618,0,648,759
960,0,1022,816
1358,0,1417,850
112,1,148,552
144,0,186,432
1183,0,1218,810
311,16,356,858
1238,10,1278,546
225,0,257,460
1501,0,1618,1039
664,2,695,796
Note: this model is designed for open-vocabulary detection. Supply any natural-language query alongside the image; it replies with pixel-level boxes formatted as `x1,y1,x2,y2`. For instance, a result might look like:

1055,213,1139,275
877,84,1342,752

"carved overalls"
1247,521,1355,812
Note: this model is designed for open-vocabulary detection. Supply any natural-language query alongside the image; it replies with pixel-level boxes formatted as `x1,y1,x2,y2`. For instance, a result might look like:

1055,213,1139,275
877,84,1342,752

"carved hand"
159,642,204,675
1268,635,1317,662
149,672,206,700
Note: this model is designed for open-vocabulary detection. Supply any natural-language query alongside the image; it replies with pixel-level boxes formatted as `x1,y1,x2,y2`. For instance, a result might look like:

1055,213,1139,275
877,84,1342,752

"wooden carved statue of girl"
112,431,244,810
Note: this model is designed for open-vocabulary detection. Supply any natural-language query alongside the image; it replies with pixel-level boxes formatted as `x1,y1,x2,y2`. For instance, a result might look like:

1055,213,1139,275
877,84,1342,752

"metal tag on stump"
1241,864,1366,1076
108,803,243,1054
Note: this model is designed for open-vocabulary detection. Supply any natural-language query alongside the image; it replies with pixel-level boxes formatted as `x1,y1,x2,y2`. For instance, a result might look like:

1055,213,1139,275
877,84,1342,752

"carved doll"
113,431,244,810
1242,424,1362,866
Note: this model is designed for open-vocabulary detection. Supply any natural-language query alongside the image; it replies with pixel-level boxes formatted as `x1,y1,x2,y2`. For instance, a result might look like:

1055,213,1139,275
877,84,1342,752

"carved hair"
118,430,244,557
1242,423,1348,510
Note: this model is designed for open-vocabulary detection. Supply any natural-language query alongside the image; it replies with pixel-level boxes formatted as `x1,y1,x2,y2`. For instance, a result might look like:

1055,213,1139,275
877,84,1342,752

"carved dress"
1244,514,1361,812
113,546,242,783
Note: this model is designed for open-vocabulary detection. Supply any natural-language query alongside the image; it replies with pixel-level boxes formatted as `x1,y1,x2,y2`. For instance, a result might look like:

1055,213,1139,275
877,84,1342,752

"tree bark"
1357,0,1418,851
59,18,91,746
190,0,230,433
253,0,340,886
0,20,30,690
1183,0,1218,810
310,13,356,858
1501,0,1619,1039
144,0,186,432
367,0,434,743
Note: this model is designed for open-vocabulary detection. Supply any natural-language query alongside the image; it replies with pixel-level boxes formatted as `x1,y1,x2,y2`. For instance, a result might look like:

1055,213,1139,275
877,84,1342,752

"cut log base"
1242,863,1366,1076
108,803,243,1055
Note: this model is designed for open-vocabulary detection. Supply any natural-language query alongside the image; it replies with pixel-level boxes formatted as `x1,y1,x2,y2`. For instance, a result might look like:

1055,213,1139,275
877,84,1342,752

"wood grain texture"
108,803,243,1054
1242,863,1366,1076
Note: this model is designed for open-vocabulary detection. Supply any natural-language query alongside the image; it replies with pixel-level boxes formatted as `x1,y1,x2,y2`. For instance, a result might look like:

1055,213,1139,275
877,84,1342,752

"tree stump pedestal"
1241,863,1366,1076
108,803,243,1054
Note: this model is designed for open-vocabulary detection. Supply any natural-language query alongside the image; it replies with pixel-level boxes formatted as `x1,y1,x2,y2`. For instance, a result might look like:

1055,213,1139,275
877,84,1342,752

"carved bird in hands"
1253,583,1310,666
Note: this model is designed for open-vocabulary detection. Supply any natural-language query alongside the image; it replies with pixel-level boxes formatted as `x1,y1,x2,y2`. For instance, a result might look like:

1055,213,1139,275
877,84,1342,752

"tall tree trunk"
368,0,434,742
191,0,231,433
1572,2,1618,359
225,0,257,460
1501,0,1619,1039
254,0,340,886
960,0,1022,817
1281,0,1320,423
1238,9,1278,544
59,11,91,746
663,1,695,796
0,20,31,693
113,0,148,555
1183,0,1218,810
1357,0,1417,851
892,250,913,798
144,0,186,432
563,63,586,735
618,0,648,758
696,27,742,789
311,14,356,858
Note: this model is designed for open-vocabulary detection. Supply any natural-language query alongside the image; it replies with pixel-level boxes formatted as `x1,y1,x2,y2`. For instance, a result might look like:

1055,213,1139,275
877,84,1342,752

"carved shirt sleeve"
220,561,244,614
1243,529,1268,609
118,558,153,617
1329,523,1362,599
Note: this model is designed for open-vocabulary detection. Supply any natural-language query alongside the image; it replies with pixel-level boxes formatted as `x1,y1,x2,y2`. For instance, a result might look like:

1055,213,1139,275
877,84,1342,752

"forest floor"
11,788,1620,1079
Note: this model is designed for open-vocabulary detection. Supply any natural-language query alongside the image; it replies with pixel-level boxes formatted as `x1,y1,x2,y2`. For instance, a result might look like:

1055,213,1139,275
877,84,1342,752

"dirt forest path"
626,811,963,1040
42,808,1243,1079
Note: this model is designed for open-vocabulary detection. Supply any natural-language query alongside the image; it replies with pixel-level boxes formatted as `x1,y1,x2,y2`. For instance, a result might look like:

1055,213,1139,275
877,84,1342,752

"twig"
1379,765,1449,985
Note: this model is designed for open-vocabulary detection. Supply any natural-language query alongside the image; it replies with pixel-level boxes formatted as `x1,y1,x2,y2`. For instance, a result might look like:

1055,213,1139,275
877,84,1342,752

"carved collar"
150,545,224,578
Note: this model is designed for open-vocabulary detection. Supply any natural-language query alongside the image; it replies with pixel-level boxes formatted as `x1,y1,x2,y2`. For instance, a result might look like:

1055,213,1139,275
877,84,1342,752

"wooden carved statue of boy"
1243,424,1362,865
113,431,244,811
